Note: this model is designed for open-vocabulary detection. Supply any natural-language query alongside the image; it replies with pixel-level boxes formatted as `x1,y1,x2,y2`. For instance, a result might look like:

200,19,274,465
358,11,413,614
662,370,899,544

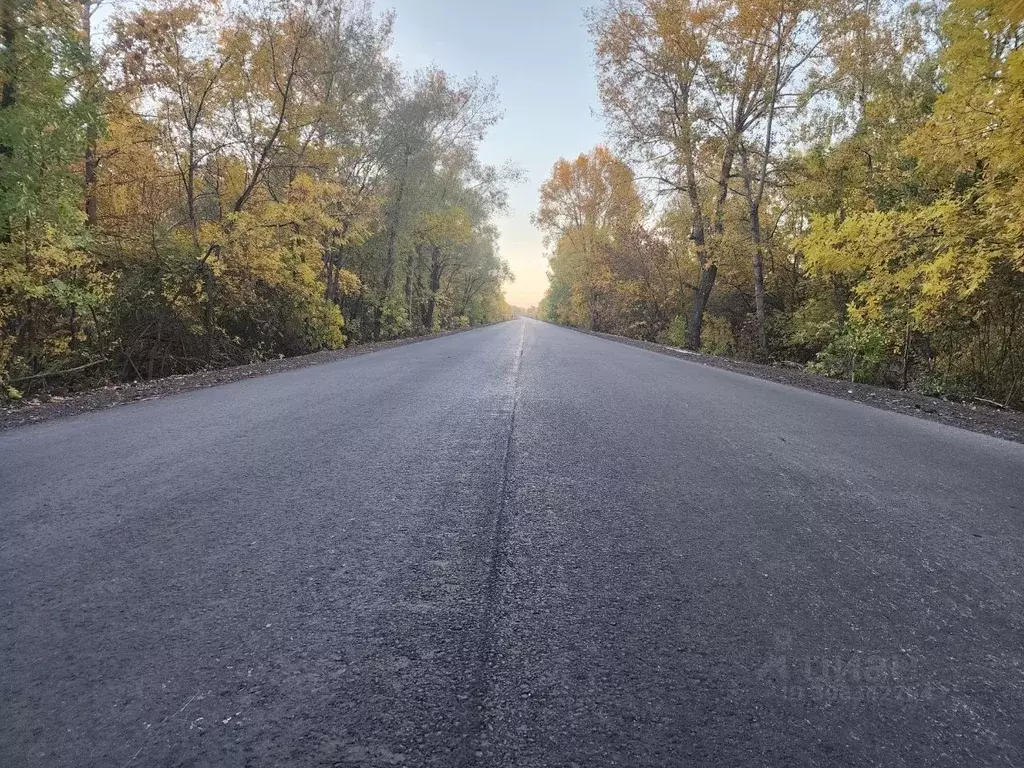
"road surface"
2,318,1022,767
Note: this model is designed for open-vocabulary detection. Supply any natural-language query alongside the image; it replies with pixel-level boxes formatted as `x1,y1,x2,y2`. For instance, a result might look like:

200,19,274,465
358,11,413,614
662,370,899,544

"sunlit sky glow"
372,0,604,307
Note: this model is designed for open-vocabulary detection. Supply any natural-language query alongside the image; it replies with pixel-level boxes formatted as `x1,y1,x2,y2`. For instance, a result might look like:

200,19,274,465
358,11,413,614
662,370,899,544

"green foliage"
806,322,895,384
0,0,105,394
660,315,688,348
699,316,735,357
915,372,970,401
789,296,841,354
378,296,412,340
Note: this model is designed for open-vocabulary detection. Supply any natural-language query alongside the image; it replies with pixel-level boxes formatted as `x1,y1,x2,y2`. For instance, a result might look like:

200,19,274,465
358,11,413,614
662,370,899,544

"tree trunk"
81,0,98,226
377,154,411,340
0,1,18,244
383,188,401,295
682,120,736,351
405,245,418,334
686,263,717,350
422,245,443,331
751,235,767,353
740,146,767,355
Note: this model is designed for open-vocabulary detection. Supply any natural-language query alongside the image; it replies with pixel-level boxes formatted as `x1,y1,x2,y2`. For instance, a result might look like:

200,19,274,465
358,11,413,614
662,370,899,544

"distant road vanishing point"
3,317,1022,767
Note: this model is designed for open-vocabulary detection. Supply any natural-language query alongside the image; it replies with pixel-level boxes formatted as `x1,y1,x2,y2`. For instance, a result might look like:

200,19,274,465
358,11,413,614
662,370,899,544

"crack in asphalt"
459,322,525,767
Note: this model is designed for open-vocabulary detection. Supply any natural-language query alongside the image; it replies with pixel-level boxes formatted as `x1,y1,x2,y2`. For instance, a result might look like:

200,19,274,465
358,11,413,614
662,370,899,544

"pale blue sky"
373,0,604,306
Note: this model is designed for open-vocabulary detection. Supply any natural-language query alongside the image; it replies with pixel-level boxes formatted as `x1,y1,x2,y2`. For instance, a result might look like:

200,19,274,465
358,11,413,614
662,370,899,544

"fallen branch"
11,358,109,384
971,396,1006,410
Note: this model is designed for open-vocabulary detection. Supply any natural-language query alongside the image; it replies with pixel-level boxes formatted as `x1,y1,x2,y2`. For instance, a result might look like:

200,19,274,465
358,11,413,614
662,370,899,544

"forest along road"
2,317,1023,768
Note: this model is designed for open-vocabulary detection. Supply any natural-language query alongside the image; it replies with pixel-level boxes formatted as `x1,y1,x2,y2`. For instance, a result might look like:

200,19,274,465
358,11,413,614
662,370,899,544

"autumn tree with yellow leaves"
588,0,825,353
535,147,648,330
0,0,514,398
539,0,1024,406
798,0,1024,401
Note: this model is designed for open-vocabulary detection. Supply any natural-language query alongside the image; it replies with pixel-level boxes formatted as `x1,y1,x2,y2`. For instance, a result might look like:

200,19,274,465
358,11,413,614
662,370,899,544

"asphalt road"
2,318,1022,767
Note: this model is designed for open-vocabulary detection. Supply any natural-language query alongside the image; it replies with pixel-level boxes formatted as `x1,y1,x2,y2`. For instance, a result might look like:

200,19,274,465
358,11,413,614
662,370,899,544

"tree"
534,146,643,330
591,0,827,351
369,69,504,338
0,0,102,394
1,0,516,398
799,0,1024,400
